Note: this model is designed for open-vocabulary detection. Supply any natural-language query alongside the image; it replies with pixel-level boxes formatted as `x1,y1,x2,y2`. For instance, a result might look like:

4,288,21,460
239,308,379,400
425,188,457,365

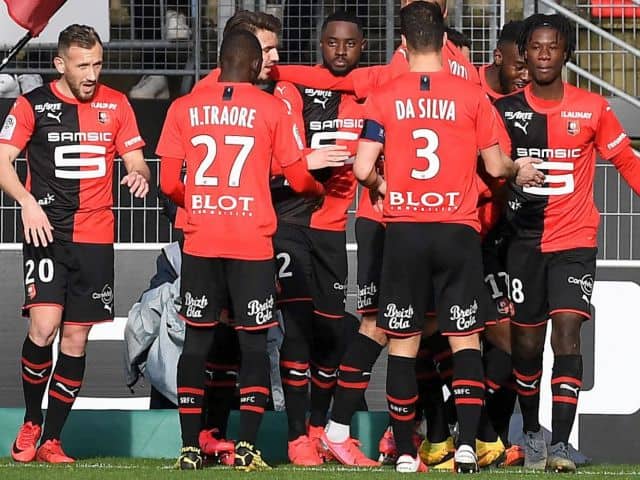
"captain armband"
360,119,385,144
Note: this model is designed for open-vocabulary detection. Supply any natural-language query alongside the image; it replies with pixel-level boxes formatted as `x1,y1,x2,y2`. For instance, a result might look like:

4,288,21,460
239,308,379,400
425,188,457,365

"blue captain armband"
360,119,385,143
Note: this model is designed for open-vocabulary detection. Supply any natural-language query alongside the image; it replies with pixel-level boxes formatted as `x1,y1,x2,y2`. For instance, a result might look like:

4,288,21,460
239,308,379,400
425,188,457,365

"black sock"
41,352,85,442
512,353,543,433
21,336,53,426
479,346,513,443
279,302,312,440
387,355,418,457
416,349,449,443
237,330,270,445
203,324,240,437
429,334,457,426
203,360,238,437
331,333,383,425
280,358,309,441
488,385,517,445
452,349,485,448
178,325,214,448
551,355,582,445
309,312,343,427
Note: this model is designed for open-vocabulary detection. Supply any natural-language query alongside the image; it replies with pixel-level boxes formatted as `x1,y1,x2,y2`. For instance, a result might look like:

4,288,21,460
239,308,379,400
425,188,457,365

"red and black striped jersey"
0,82,145,243
273,73,361,231
494,83,631,252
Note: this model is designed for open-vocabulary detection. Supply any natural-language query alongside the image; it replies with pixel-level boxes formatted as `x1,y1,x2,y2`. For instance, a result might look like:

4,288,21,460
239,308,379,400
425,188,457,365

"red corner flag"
4,0,68,36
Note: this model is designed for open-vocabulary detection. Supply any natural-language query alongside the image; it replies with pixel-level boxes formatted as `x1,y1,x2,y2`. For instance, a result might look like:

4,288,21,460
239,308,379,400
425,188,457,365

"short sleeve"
156,101,185,159
0,96,35,150
475,94,500,150
271,102,304,168
359,94,386,143
115,98,145,155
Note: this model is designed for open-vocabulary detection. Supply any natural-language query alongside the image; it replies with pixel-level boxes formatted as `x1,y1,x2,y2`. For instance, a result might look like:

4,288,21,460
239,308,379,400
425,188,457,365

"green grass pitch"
1,458,640,480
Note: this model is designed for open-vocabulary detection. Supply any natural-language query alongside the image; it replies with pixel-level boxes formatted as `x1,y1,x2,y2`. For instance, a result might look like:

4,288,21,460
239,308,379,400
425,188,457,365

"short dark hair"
321,10,363,34
497,20,525,47
223,10,282,37
445,27,471,50
400,1,446,52
57,24,102,55
518,14,575,63
219,29,262,70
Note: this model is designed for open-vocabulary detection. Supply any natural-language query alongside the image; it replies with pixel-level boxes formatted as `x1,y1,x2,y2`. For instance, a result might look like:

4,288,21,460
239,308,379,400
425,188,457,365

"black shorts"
274,223,347,318
179,253,277,331
355,217,385,315
377,222,485,338
482,224,514,326
506,240,596,327
22,241,114,325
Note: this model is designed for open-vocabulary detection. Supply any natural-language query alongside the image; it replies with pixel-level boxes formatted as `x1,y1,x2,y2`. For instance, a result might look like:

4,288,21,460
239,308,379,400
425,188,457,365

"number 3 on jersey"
411,128,440,180
192,134,254,187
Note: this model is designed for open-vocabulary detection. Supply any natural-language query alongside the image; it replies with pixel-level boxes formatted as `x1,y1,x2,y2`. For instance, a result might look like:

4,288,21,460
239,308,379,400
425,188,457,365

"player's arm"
477,96,543,186
273,104,324,197
608,146,640,195
355,115,386,211
274,81,349,169
594,101,640,194
0,97,53,247
0,143,53,247
121,149,150,198
156,101,187,206
159,156,185,207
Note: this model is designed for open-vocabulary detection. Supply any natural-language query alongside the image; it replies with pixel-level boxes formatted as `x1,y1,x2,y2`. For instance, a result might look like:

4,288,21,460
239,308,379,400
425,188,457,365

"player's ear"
401,34,407,49
442,31,447,47
360,38,368,51
53,55,65,75
493,48,503,66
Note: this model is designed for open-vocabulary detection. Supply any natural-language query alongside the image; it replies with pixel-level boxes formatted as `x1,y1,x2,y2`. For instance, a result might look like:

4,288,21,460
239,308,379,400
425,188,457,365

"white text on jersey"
47,132,113,143
189,106,256,129
395,98,456,122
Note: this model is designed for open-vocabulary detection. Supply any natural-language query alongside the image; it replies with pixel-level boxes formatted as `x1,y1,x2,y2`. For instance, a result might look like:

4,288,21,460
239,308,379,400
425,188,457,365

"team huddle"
0,0,638,475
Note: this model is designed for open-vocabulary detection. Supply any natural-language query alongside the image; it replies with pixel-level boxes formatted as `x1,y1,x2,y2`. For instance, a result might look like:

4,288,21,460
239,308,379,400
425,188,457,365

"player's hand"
121,171,149,198
306,145,351,170
21,196,53,248
514,157,545,188
369,177,386,213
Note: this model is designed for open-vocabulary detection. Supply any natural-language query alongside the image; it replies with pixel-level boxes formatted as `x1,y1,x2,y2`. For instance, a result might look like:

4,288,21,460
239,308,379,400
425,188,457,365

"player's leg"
175,254,222,470
38,243,114,463
377,222,430,473
227,258,279,471
12,243,66,463
545,247,596,473
325,218,386,450
201,321,238,464
508,240,549,470
308,229,348,434
273,223,318,464
433,224,486,474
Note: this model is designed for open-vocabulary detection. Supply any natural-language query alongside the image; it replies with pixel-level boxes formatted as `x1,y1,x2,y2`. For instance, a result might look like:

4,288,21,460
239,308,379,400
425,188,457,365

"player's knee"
358,316,387,346
511,325,545,357
550,328,581,355
28,327,58,347
59,327,91,356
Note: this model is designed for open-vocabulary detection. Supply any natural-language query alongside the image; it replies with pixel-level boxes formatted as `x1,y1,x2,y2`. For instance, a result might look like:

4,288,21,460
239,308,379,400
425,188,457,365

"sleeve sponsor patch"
0,114,17,140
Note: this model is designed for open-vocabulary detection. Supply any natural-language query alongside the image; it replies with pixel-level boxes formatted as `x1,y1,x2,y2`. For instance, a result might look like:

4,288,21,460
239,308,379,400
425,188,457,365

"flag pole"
0,32,33,72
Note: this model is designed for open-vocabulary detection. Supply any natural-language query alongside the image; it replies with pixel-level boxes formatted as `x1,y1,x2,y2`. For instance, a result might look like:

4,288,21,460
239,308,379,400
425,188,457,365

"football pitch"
1,459,640,480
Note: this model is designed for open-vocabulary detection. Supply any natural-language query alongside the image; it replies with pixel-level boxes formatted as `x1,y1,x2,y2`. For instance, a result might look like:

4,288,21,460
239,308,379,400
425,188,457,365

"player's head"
518,14,575,86
494,20,529,93
445,27,471,61
400,1,446,54
219,30,263,83
320,11,366,76
401,0,448,19
54,24,103,102
223,10,281,81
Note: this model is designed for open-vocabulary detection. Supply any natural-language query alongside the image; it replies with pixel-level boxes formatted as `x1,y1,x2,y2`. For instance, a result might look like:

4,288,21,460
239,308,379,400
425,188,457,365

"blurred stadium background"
0,0,638,464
